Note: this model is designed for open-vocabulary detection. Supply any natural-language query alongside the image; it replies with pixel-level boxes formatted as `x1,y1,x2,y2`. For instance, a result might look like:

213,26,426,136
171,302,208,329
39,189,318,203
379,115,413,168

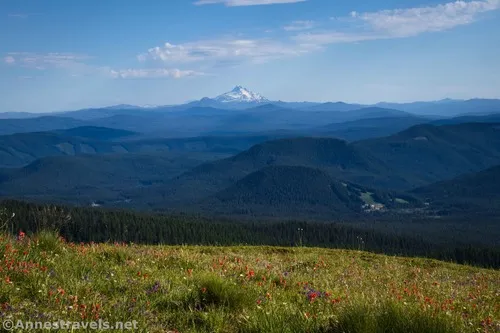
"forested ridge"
1,199,498,268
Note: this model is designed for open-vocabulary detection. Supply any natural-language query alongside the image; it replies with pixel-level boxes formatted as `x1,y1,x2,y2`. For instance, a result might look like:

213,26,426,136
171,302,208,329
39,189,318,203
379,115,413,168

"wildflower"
17,231,25,241
331,297,342,304
146,281,161,295
308,291,319,302
201,287,207,294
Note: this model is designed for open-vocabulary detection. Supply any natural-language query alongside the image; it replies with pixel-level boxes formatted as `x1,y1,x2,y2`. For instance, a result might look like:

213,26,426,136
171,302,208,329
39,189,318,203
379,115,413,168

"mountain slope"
305,102,364,112
52,126,138,141
0,152,229,204
0,131,123,168
313,116,430,141
0,129,282,168
128,122,500,209
214,86,269,103
376,98,500,116
0,116,85,135
412,165,500,212
202,166,417,218
126,137,399,207
431,113,500,126
353,122,500,186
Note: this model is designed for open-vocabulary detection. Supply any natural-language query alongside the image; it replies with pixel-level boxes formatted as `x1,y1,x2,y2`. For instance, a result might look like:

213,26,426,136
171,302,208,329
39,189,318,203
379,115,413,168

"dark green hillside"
3,122,500,217
129,123,500,209
413,165,500,213
203,166,418,218
0,130,279,167
127,137,404,208
0,131,122,167
0,152,229,204
353,122,500,187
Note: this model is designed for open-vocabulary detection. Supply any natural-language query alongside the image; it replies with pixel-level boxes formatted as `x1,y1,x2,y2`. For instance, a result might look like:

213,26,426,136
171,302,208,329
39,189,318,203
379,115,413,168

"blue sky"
1,0,500,112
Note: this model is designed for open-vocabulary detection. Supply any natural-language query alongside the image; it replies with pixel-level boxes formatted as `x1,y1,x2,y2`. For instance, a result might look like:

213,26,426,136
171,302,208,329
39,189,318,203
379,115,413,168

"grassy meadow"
0,231,499,332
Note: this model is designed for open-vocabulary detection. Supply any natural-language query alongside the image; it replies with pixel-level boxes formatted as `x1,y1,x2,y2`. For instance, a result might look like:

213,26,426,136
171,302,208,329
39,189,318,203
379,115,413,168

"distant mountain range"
2,86,500,119
1,86,500,220
1,121,500,219
0,127,286,168
122,123,500,213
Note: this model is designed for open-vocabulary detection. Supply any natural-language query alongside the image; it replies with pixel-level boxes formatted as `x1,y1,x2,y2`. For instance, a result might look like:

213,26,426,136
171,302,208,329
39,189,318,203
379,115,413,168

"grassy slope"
1,232,498,333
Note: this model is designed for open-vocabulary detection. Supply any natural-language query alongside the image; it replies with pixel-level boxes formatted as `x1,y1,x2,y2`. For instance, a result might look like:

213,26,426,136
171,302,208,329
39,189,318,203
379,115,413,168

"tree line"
1,199,499,268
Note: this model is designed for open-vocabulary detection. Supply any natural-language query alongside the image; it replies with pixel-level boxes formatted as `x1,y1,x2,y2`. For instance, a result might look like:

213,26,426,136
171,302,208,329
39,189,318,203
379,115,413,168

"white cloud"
4,56,15,64
138,39,309,65
109,68,203,79
358,0,500,37
283,20,315,31
295,0,500,46
142,0,500,72
194,0,306,6
4,52,90,69
3,51,200,80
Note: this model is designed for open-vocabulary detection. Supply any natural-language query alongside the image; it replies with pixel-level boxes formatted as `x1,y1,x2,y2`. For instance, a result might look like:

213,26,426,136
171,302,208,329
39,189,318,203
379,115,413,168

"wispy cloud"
6,0,498,82
194,0,306,6
297,0,500,45
4,56,16,64
109,68,204,79
283,20,315,31
3,52,91,70
3,51,200,80
138,39,309,66
355,0,500,37
8,13,41,19
144,0,500,72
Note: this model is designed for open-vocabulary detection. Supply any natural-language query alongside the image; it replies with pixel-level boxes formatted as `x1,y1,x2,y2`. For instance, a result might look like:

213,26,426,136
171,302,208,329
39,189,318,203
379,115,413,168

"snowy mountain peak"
214,86,269,103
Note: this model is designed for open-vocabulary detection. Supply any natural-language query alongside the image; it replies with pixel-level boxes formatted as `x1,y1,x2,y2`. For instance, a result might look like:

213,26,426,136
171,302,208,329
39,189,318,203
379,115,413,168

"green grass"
395,198,410,204
0,231,498,332
360,192,376,205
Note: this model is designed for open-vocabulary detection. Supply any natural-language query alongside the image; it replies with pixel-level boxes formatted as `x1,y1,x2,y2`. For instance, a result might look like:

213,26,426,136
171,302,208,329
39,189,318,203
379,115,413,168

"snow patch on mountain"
214,86,269,103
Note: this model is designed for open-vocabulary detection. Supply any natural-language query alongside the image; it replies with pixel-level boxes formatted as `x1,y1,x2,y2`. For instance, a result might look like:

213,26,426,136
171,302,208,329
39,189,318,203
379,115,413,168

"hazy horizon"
2,0,500,112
